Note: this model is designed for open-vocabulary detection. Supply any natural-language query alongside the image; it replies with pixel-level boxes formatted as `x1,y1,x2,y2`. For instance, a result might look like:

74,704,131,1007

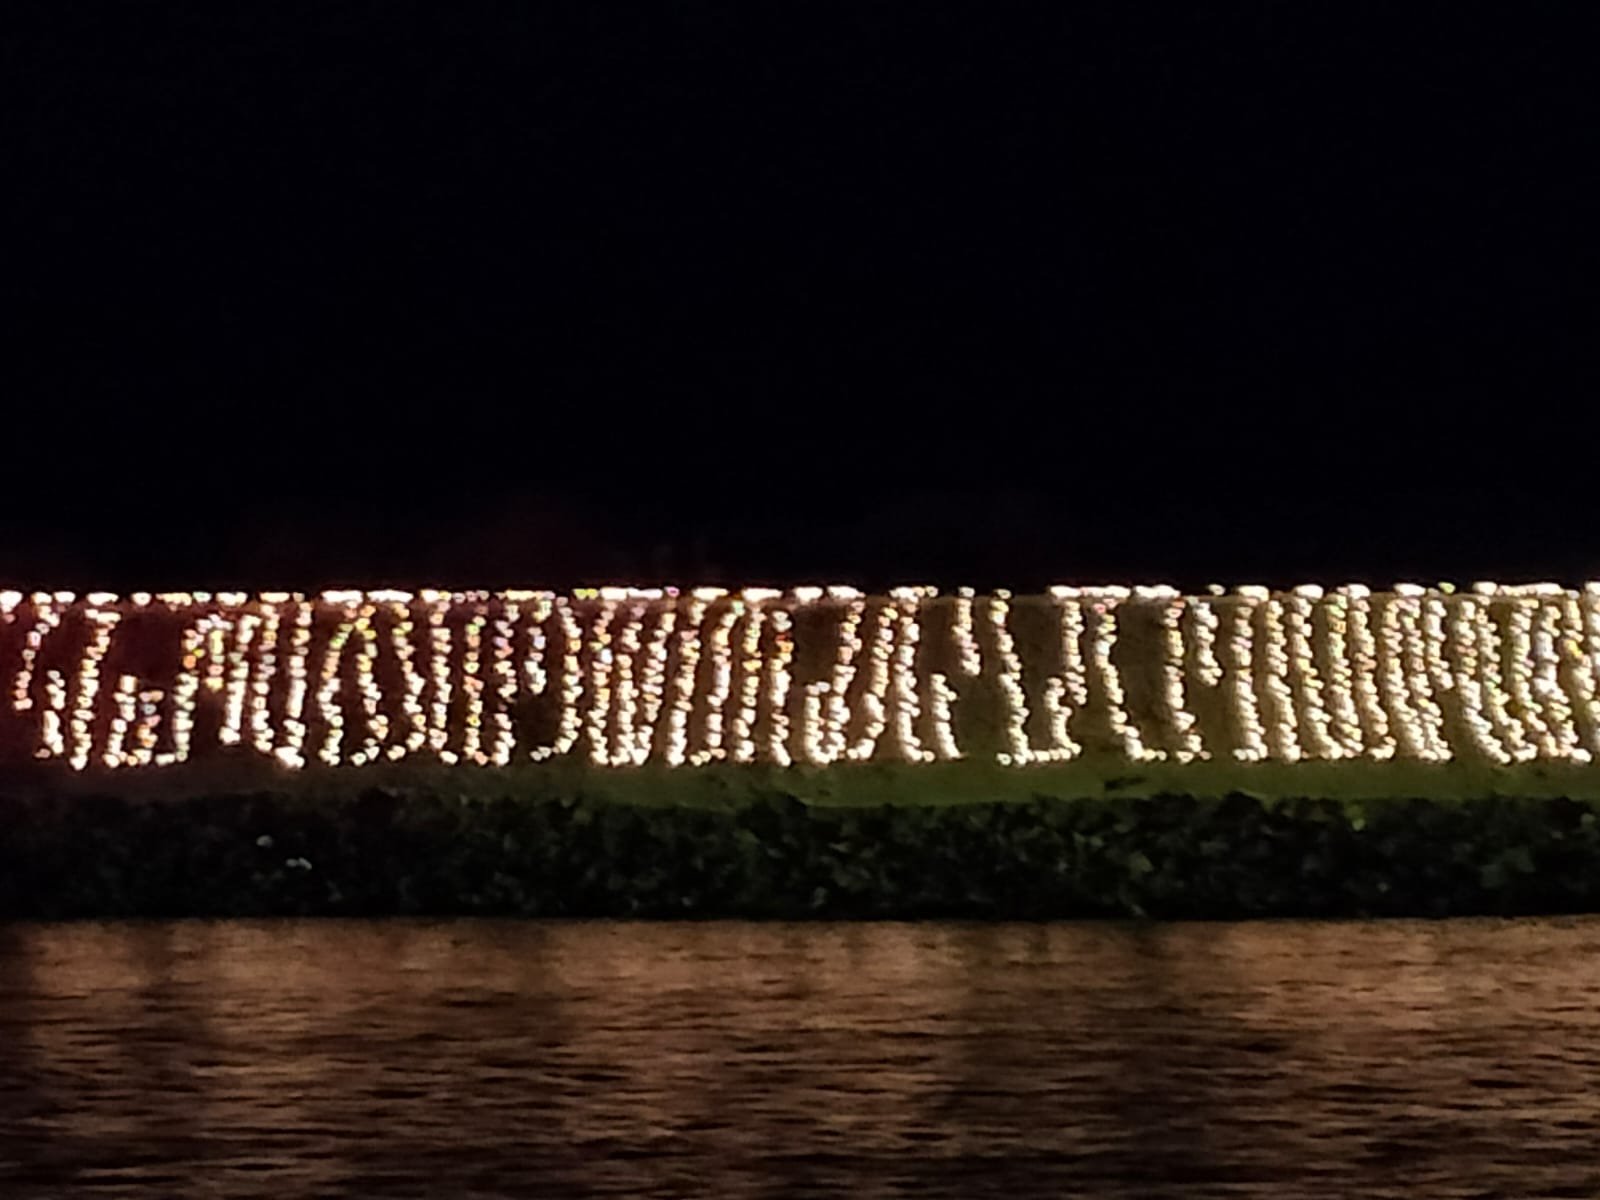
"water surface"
2,918,1599,1197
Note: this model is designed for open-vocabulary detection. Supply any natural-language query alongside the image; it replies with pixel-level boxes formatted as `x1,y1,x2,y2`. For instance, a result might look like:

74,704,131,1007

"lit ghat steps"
2,584,1598,770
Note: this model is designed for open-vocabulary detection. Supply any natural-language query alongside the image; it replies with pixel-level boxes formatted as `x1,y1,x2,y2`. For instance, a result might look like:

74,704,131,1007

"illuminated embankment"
4,584,1600,772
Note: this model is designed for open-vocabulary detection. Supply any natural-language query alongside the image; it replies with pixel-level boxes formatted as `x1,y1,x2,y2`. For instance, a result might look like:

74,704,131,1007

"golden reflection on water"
4,918,1600,1198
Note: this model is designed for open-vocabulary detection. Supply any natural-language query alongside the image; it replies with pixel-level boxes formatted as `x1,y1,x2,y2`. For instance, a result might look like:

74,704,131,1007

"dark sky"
4,4,1592,592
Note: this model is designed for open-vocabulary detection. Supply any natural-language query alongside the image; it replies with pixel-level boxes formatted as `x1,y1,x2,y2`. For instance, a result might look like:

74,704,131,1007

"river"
2,918,1598,1197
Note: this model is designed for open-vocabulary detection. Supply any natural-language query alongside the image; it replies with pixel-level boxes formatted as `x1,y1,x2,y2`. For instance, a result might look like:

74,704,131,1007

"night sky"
5,5,1591,593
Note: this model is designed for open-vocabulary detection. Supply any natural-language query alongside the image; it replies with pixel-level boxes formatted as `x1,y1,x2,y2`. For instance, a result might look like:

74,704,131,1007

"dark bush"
4,785,1600,919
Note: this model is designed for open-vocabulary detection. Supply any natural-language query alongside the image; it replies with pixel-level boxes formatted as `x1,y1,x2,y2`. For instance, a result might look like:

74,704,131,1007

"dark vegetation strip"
3,786,1599,919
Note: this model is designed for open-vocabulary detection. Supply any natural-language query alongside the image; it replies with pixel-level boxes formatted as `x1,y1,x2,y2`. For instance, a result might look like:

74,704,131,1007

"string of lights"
4,585,1600,771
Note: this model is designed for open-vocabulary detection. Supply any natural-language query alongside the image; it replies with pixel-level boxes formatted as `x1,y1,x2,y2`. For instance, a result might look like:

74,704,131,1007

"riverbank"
6,760,1600,918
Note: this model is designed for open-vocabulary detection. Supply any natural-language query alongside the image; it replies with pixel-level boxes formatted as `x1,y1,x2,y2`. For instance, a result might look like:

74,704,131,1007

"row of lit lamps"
4,585,1599,770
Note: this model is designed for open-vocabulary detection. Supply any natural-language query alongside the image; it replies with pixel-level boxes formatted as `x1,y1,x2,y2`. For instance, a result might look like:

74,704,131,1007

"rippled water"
3,919,1600,1198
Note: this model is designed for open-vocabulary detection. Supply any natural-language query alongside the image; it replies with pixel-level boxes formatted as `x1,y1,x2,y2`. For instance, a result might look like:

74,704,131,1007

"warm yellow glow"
4,584,1600,771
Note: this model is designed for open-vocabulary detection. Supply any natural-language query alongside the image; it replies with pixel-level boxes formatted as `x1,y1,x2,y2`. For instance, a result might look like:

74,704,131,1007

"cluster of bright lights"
459,601,488,767
1342,586,1396,759
170,607,202,765
6,584,1600,772
628,595,676,766
581,593,618,766
1190,594,1223,689
382,592,429,759
889,588,934,763
250,601,282,756
924,588,967,761
1222,591,1271,762
1146,585,1204,762
12,592,66,713
1042,590,1089,762
312,594,387,767
277,601,315,768
67,605,119,769
221,609,257,748
1081,588,1155,761
1318,590,1365,756
606,599,644,765
490,597,522,766
40,669,66,759
1567,587,1600,757
688,595,741,766
764,605,796,766
1253,590,1302,763
663,592,708,766
728,593,766,763
983,592,1029,765
1532,597,1584,761
425,594,454,763
845,600,896,762
1393,586,1450,761
986,590,1073,765
1449,592,1511,764
1284,588,1337,760
802,588,865,766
